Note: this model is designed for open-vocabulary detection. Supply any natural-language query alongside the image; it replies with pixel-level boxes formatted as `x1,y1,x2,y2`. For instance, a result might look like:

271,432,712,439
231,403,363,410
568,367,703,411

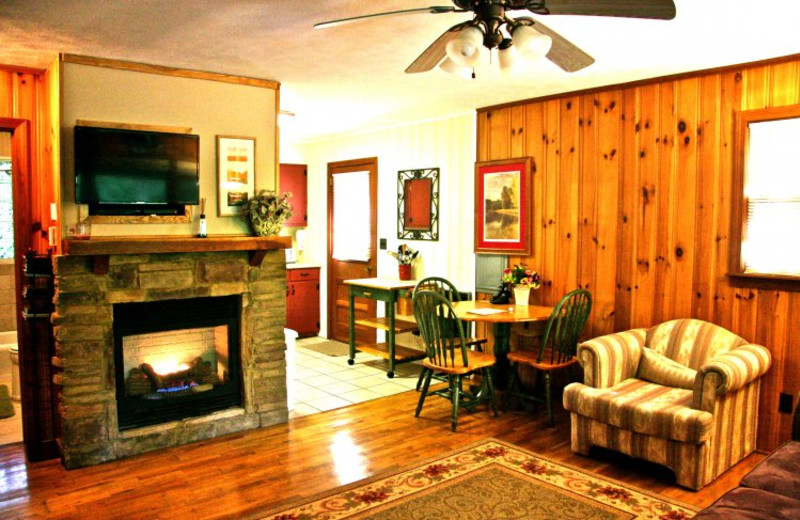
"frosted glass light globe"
498,45,516,74
512,25,552,60
445,26,484,66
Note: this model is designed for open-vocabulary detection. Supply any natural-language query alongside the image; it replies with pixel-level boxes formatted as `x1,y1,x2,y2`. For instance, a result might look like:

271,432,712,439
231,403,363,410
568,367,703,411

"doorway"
326,158,378,344
0,130,21,444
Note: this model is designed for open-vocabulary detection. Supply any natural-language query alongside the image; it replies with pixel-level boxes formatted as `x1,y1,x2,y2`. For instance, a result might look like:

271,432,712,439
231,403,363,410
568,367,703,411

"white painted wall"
284,113,477,337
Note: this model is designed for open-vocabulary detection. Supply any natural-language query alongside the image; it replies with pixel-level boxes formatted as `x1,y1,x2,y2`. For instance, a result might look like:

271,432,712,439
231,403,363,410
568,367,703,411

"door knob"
365,265,372,273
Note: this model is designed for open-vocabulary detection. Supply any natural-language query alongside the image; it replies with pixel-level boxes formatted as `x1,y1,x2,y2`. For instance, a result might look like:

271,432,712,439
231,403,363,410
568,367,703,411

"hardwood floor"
0,388,763,519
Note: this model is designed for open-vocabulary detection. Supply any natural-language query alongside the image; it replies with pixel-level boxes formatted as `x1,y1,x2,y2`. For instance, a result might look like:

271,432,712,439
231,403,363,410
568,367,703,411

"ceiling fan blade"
531,20,595,73
405,24,466,74
314,6,459,29
531,0,676,20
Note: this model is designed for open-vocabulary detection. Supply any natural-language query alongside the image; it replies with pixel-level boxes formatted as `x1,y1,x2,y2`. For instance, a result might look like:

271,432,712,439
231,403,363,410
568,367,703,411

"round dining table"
451,300,554,388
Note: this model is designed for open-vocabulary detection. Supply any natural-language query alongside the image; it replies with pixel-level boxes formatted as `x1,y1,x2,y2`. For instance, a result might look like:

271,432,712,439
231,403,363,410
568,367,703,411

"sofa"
563,318,771,490
693,394,800,519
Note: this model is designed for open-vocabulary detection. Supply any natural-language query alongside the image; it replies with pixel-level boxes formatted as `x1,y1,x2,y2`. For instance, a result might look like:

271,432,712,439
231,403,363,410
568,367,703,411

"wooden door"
327,158,378,344
279,163,307,227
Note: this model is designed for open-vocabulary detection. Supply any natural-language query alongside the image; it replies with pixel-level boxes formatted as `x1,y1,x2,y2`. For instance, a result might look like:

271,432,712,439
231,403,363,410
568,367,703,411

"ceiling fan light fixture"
439,57,473,79
445,25,483,66
498,45,516,75
512,24,552,60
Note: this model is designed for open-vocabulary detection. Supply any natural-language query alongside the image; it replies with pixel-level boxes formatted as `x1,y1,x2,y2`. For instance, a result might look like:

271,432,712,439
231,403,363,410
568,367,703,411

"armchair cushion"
646,318,748,369
563,378,714,444
636,348,697,389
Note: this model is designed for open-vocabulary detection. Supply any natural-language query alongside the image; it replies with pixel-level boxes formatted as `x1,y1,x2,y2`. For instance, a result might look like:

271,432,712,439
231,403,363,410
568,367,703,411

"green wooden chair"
506,288,592,427
411,277,487,391
413,289,497,431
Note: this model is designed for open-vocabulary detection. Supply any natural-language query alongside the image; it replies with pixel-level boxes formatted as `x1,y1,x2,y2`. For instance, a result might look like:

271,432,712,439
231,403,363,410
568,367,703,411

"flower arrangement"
387,244,419,265
502,264,541,288
242,189,293,237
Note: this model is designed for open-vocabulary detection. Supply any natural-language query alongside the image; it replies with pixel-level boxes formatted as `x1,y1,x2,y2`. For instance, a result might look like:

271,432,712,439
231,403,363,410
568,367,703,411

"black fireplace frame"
113,295,243,430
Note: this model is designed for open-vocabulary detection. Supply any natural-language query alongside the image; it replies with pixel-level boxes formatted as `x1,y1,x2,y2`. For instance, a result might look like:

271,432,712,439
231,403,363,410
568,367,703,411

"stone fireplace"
53,237,289,468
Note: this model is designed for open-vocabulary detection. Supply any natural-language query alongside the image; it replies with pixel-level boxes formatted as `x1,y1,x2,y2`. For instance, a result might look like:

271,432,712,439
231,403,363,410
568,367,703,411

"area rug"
300,340,351,357
259,439,697,520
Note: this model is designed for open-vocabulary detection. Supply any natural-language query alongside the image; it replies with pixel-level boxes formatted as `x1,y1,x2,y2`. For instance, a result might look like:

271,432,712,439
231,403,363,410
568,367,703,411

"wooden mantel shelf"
62,235,291,274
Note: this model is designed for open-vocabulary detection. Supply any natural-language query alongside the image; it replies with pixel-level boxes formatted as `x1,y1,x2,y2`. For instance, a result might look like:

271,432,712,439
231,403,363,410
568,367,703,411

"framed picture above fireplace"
217,135,256,217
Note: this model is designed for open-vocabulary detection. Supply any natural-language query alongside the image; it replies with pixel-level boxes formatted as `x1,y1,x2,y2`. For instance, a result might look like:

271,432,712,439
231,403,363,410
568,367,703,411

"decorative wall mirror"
397,167,439,241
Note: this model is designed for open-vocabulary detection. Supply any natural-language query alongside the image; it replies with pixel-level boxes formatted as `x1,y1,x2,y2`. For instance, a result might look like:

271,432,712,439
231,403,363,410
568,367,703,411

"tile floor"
288,336,422,418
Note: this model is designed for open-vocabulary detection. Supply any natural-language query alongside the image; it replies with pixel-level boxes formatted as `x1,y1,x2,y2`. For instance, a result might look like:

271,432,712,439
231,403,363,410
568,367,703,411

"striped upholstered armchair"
563,319,771,490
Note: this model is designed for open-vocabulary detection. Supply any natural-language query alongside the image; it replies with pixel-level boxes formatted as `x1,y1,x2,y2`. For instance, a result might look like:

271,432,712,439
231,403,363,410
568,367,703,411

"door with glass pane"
327,158,377,344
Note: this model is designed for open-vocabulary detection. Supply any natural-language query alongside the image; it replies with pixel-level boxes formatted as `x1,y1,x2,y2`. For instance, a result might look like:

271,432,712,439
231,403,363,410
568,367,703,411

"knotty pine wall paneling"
0,66,57,254
477,55,800,451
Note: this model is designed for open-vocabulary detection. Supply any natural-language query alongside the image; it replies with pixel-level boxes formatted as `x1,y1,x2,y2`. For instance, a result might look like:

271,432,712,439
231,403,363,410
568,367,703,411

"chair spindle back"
413,290,469,369
539,289,592,365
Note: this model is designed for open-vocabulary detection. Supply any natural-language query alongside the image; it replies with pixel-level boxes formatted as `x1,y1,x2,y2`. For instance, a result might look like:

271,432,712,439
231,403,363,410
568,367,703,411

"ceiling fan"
315,0,676,75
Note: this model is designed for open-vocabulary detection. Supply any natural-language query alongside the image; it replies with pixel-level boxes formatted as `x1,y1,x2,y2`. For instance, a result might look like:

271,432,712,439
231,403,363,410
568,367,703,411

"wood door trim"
327,157,378,342
61,54,280,90
0,118,44,458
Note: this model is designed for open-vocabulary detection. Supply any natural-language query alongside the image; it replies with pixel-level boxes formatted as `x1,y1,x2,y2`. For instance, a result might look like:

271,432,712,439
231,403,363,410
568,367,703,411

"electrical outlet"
779,392,793,414
379,238,387,250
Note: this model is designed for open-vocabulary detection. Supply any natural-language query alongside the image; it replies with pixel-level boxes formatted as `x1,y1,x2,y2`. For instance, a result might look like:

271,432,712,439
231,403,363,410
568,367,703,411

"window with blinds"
740,117,800,276
332,171,371,262
0,131,12,260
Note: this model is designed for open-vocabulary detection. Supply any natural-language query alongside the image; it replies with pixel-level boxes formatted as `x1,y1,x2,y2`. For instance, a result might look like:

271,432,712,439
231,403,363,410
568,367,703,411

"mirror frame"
397,167,439,241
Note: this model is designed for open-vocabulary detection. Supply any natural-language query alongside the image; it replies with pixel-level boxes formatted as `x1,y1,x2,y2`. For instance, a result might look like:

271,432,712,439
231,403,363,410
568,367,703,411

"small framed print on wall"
217,135,255,216
474,157,532,255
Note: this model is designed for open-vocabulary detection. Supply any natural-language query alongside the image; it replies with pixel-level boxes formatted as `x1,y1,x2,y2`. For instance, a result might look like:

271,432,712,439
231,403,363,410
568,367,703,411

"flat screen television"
74,125,200,215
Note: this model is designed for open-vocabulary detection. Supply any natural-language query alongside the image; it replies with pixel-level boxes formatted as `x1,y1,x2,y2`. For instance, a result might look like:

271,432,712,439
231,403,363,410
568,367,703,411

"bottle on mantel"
198,198,207,238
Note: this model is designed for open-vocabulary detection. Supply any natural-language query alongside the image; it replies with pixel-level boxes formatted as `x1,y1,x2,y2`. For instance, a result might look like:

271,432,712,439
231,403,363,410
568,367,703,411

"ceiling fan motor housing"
472,0,510,49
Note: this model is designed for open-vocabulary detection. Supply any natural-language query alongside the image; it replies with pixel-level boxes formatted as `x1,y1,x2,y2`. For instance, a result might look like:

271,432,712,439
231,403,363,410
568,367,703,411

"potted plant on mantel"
242,190,293,237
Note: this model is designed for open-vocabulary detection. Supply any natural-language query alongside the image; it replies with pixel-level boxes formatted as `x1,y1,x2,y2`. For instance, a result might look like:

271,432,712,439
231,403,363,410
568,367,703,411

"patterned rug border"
255,438,699,520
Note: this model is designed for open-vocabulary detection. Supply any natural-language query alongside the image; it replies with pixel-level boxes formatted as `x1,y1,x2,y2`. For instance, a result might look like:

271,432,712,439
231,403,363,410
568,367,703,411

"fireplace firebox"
113,295,242,430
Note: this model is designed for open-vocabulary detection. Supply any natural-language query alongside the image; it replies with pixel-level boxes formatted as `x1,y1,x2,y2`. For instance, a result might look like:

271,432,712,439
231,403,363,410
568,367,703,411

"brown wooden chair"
413,289,497,431
505,288,592,426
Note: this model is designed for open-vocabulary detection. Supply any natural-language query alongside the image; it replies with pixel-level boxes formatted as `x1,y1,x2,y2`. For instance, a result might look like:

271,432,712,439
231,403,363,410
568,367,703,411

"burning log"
126,367,154,396
139,357,219,394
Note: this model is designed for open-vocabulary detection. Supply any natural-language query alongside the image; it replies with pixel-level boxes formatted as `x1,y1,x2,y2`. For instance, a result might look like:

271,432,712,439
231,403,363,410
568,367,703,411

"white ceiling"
1,1,800,144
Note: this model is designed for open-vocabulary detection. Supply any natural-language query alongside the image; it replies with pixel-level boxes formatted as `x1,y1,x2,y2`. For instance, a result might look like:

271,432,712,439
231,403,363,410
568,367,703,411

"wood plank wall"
477,55,800,452
0,65,59,254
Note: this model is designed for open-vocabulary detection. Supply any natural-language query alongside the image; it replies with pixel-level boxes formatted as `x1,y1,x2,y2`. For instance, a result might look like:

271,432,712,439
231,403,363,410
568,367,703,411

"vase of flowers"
242,190,293,237
502,264,541,305
388,244,418,280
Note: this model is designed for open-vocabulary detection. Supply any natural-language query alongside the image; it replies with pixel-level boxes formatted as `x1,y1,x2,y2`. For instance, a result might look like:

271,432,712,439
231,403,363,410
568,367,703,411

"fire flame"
150,359,190,376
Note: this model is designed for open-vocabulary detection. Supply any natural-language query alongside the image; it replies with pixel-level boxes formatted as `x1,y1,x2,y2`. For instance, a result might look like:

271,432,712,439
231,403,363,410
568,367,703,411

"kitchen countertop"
286,263,321,270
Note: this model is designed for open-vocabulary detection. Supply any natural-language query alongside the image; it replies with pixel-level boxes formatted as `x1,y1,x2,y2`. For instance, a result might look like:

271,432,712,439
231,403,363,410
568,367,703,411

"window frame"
729,104,800,291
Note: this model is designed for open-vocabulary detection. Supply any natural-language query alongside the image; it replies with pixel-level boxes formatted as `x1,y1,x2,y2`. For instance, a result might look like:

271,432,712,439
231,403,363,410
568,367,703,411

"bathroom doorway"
0,130,21,445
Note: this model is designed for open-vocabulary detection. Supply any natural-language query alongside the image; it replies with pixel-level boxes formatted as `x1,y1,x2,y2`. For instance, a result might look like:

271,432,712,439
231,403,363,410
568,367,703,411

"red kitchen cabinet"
279,163,307,227
286,267,319,337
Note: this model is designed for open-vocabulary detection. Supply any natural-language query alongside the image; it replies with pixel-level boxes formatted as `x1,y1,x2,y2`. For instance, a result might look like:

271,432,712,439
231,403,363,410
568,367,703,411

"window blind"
742,197,800,275
741,118,800,275
332,171,371,262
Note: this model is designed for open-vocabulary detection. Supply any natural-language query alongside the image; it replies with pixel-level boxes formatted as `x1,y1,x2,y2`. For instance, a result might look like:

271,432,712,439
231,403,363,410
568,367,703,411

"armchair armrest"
576,329,646,388
696,344,771,402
